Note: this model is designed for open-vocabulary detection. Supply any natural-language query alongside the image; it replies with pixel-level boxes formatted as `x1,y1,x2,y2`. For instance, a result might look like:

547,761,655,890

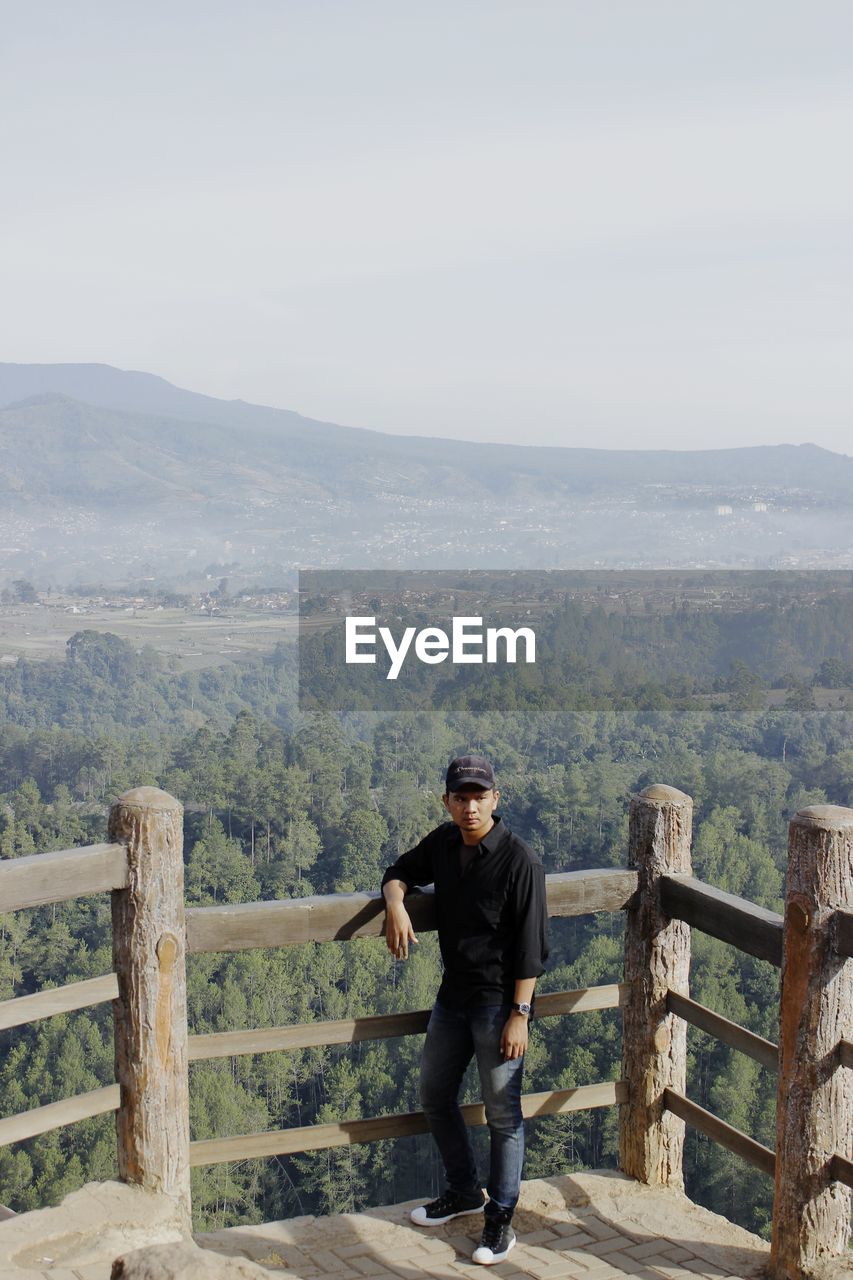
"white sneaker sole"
410,1204,485,1227
472,1234,516,1264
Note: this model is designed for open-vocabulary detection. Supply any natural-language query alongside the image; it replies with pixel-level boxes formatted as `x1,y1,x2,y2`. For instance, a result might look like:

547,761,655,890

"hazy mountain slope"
1,362,852,502
0,393,475,508
0,362,320,437
2,363,851,580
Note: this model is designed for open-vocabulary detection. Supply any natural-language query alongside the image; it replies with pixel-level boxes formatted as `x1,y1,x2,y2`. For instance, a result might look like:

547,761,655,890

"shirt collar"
449,813,507,852
479,814,507,854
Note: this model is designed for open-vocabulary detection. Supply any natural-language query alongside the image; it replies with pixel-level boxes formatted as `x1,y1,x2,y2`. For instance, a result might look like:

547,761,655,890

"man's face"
442,784,500,839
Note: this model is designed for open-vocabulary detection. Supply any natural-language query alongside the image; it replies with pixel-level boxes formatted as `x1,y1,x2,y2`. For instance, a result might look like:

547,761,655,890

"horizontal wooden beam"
186,890,387,953
190,1009,429,1060
190,1080,626,1165
839,1040,853,1071
666,990,778,1073
188,983,627,1061
829,1153,853,1190
660,875,783,967
0,844,128,913
547,870,639,917
663,1088,775,1178
0,974,119,1032
0,1085,120,1149
186,869,638,954
834,910,853,959
538,983,627,1016
523,1080,626,1117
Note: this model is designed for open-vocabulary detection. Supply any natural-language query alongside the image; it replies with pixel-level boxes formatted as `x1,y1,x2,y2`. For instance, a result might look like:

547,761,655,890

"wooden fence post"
109,787,191,1228
620,784,692,1187
771,805,853,1279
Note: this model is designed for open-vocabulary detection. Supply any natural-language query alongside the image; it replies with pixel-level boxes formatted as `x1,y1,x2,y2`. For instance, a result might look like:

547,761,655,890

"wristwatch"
512,1001,532,1016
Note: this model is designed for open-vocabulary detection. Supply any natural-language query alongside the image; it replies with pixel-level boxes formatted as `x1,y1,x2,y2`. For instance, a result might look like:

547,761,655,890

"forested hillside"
1,587,852,1236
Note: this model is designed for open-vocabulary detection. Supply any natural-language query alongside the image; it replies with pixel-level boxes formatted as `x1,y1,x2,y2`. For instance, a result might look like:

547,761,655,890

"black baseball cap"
445,755,496,792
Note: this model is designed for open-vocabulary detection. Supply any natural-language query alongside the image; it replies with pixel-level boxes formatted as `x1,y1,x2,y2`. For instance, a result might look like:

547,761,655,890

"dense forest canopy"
1,577,851,1236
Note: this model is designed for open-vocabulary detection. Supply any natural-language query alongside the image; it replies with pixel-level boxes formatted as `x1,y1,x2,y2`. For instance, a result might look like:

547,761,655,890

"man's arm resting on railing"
381,829,437,959
383,879,419,959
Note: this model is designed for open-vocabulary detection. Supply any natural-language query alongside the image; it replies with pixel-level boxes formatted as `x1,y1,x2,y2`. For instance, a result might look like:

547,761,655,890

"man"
382,755,548,1266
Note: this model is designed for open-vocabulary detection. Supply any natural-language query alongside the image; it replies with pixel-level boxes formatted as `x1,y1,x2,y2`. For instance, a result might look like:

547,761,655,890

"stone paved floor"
19,1169,853,1280
197,1172,772,1280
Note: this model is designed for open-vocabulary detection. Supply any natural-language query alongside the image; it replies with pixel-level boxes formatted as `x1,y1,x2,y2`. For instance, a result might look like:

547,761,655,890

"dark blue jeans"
419,999,525,1218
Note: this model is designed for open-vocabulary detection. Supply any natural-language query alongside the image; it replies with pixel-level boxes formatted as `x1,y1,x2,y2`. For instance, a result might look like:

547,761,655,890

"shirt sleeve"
511,855,549,979
380,827,440,891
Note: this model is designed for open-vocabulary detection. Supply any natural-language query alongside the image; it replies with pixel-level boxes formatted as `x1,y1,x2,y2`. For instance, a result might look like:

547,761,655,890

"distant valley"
1,362,851,586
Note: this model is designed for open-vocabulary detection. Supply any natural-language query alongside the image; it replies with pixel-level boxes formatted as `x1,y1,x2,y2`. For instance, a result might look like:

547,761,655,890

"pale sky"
1,1,851,452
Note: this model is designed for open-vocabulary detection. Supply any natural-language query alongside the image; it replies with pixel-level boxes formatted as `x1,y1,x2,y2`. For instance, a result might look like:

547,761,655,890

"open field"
1,601,851,712
0,603,308,669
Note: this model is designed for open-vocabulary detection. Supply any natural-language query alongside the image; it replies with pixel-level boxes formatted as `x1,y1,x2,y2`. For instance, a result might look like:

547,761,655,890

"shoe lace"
481,1218,505,1249
429,1191,460,1215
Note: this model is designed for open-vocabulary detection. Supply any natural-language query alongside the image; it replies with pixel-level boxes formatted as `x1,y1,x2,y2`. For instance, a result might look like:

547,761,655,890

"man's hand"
500,1012,528,1059
384,900,418,960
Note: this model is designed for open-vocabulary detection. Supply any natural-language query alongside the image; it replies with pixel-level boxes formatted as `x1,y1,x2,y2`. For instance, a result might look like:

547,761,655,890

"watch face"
516,1002,531,1014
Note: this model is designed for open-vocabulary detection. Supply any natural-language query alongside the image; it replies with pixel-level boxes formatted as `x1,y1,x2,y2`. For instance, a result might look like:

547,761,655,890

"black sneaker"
472,1217,516,1264
410,1187,486,1227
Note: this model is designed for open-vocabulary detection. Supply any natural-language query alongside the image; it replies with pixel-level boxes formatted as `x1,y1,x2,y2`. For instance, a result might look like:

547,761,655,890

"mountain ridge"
1,363,851,579
2,364,851,497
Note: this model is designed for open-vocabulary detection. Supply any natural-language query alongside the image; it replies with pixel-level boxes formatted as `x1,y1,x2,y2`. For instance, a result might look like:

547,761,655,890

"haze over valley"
1,363,851,594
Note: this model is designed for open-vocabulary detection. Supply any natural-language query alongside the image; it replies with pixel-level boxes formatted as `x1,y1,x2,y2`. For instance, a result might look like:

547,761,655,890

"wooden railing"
0,783,851,1279
184,876,635,1166
0,788,189,1226
620,788,853,1280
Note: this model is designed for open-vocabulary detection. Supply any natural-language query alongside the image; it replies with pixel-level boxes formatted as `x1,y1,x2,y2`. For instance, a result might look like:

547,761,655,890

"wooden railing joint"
833,909,853,959
662,1087,775,1178
0,843,128,912
660,874,783,967
665,990,778,1073
828,1152,853,1190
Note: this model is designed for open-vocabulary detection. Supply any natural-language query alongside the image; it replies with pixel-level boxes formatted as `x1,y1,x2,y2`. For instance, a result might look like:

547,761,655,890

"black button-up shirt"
381,816,549,1008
